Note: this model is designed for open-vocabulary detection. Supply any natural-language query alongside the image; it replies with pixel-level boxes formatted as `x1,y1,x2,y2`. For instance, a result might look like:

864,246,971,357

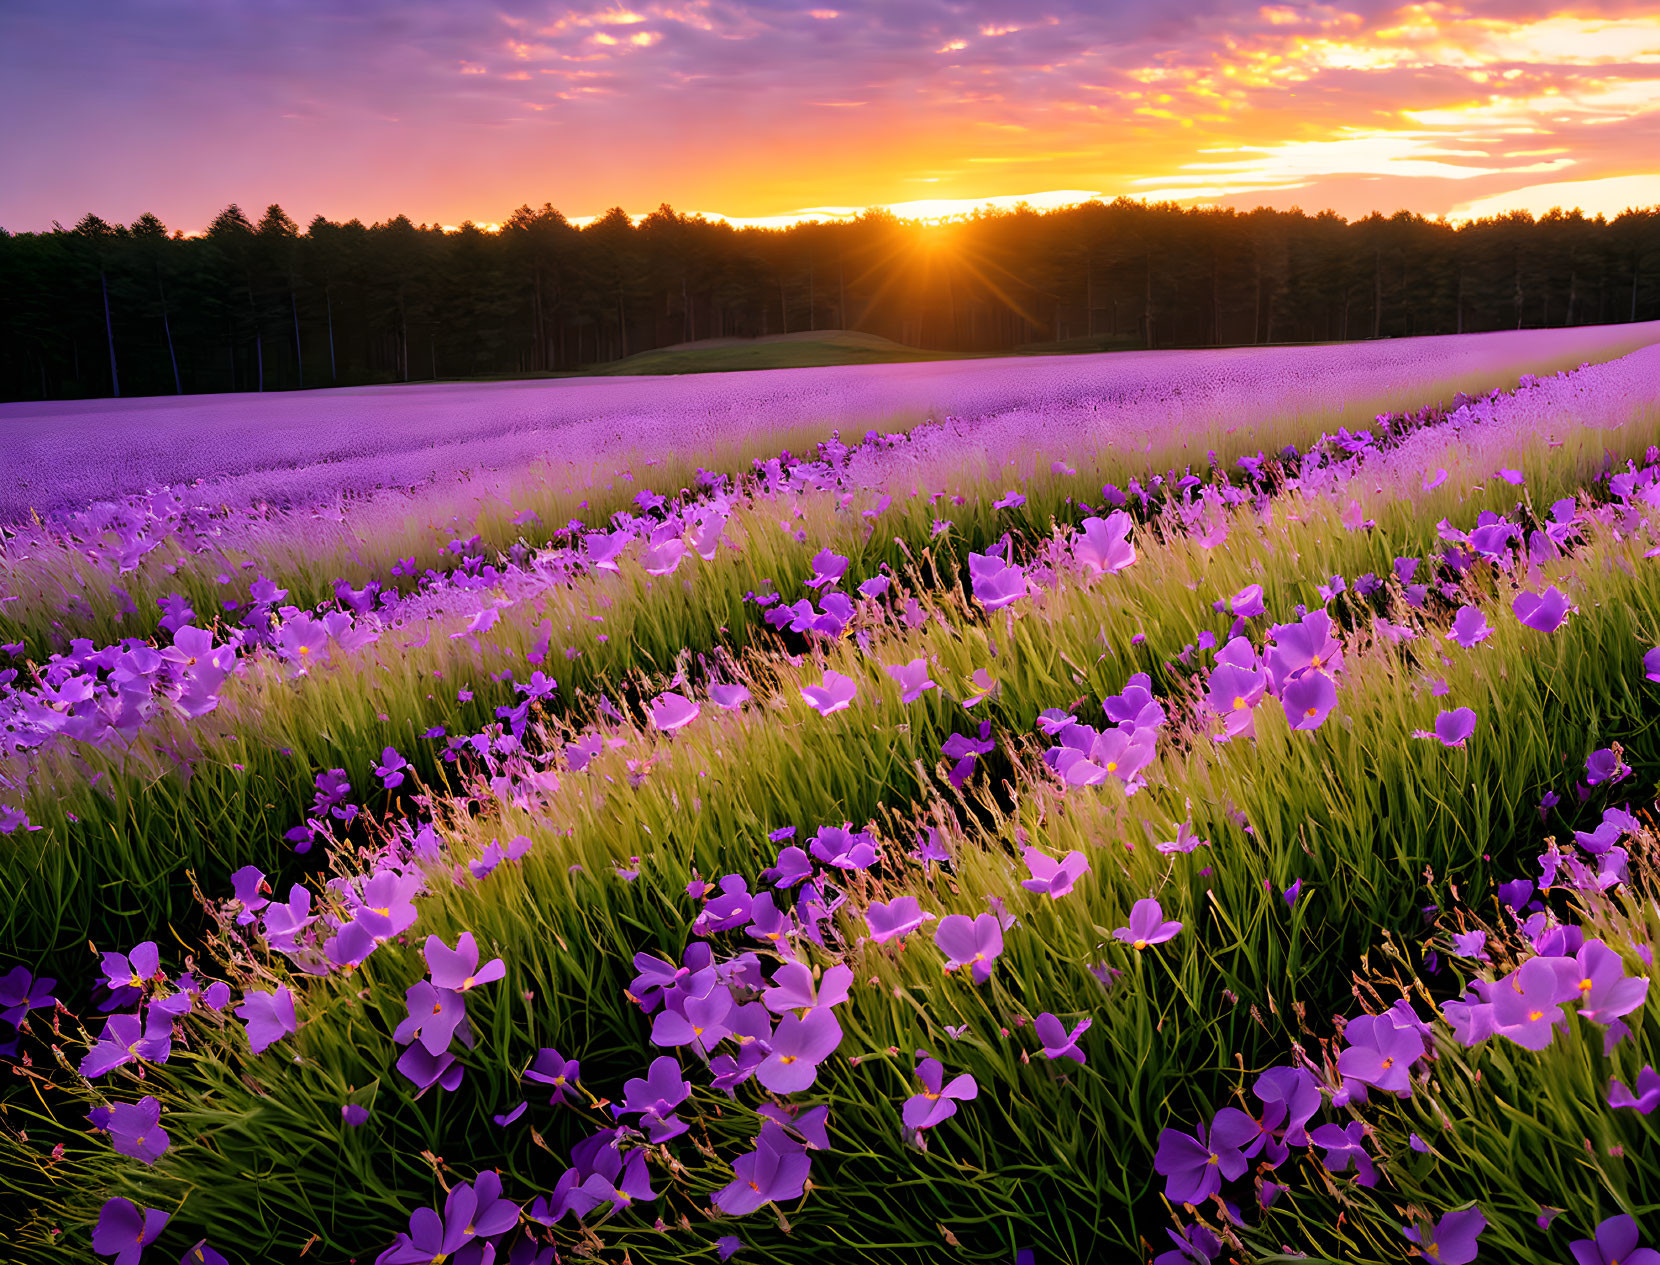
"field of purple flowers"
4,323,1660,1264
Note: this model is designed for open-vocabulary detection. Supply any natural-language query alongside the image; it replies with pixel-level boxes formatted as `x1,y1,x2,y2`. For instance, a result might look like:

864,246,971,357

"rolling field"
4,325,1660,1264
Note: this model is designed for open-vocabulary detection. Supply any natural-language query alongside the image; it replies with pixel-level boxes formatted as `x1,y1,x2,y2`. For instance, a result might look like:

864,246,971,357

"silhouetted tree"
2,196,1656,400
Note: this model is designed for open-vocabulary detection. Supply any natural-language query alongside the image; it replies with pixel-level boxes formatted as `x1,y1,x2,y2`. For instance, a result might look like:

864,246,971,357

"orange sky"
1,1,1657,232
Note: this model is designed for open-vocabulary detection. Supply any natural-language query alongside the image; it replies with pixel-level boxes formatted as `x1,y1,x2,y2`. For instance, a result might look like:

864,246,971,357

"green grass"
6,340,1660,1265
586,331,986,376
9,427,1660,1261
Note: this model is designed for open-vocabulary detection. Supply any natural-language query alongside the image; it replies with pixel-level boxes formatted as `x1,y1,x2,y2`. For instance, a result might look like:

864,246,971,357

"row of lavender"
4,339,1660,1262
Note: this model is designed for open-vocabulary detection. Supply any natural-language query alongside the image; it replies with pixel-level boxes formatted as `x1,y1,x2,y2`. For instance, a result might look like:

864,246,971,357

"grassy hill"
581,329,983,376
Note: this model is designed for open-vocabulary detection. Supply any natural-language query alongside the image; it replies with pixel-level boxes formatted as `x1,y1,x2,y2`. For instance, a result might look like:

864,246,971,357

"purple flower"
1308,1120,1377,1186
541,1136,657,1224
1493,956,1576,1050
1074,513,1136,575
81,1011,173,1077
710,683,751,710
805,548,849,590
1256,1065,1322,1146
1034,1013,1091,1064
993,489,1026,510
107,1096,169,1165
261,885,315,954
865,896,935,944
762,846,813,889
651,979,735,1061
0,965,57,1027
1281,671,1337,732
424,932,506,993
379,1171,522,1264
1570,1215,1660,1265
1450,930,1489,961
236,985,298,1055
1586,747,1631,787
801,670,857,716
717,1235,744,1260
1267,608,1344,684
1020,847,1090,899
969,552,1028,611
762,962,852,1014
1574,806,1640,854
933,913,1004,983
1403,1208,1486,1265
885,657,937,702
1336,1013,1425,1095
713,1121,811,1214
373,746,408,790
620,1056,692,1142
1208,661,1267,739
1153,1223,1222,1265
649,691,700,732
181,1242,229,1265
809,824,879,871
1514,586,1574,633
640,536,686,575
1610,1066,1660,1112
1645,647,1660,683
392,981,468,1056
1574,939,1649,1024
341,1104,370,1126
1230,583,1265,618
902,1057,978,1129
524,1047,581,1105
1156,822,1208,855
912,827,952,866
229,866,269,926
101,941,161,993
941,724,995,763
1113,898,1182,950
757,1008,843,1093
1154,1113,1257,1205
278,614,329,673
1447,606,1492,648
1425,707,1477,748
92,1198,169,1265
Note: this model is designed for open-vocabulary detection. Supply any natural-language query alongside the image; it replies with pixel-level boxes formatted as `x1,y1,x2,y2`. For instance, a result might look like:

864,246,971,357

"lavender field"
5,325,1660,1265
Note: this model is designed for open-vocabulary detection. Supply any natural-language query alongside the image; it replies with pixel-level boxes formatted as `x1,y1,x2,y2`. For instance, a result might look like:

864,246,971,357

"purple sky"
3,0,1657,232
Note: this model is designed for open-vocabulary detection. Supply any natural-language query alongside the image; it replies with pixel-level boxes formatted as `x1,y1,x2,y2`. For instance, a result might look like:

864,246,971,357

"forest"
1,196,1657,401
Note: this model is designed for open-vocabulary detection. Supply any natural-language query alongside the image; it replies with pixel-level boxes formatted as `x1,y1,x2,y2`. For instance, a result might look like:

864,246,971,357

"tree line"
1,197,1657,401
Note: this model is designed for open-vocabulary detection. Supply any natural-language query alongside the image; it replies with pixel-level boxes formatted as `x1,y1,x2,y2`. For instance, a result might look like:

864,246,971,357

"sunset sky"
2,0,1657,234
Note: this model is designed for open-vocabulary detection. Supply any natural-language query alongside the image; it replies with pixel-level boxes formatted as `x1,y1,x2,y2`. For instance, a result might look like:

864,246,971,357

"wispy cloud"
1,0,1656,230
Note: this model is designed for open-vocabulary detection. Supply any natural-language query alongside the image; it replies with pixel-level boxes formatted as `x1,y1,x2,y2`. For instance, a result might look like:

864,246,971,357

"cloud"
1450,171,1660,219
1,0,1658,230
